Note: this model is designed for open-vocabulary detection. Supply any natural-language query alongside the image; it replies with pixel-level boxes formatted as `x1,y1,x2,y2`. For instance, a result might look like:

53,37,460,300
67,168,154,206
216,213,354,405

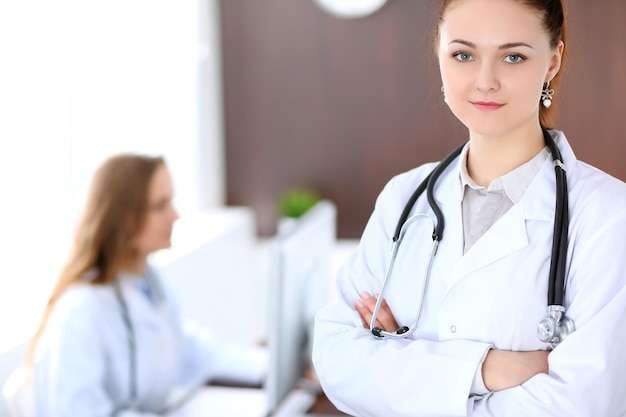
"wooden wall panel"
220,0,626,237
555,1,626,173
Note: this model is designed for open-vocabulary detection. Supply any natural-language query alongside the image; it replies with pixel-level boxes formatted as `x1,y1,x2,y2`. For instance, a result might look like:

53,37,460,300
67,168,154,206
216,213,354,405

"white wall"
65,0,225,218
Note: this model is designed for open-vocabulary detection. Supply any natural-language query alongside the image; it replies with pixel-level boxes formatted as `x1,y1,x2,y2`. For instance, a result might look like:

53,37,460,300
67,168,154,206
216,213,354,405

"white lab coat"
32,267,268,417
312,131,626,417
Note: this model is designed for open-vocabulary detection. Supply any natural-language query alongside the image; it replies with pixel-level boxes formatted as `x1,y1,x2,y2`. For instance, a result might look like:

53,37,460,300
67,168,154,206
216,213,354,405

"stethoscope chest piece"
537,305,575,349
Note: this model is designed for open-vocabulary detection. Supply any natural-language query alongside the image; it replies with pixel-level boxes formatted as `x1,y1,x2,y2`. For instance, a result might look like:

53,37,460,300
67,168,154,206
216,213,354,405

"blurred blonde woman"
24,154,266,416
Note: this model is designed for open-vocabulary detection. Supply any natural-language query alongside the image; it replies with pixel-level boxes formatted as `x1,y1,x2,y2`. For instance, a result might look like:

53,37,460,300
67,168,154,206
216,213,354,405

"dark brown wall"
220,0,626,238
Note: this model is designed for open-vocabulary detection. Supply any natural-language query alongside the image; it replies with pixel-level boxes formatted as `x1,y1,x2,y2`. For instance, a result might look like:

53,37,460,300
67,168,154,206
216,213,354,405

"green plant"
278,187,322,218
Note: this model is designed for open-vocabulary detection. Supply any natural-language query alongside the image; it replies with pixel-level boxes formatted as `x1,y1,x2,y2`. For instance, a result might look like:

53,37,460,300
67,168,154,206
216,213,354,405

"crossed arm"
354,292,549,392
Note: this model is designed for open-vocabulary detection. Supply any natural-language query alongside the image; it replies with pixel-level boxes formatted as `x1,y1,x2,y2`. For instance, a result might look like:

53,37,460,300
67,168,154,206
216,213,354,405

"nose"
474,61,500,92
169,204,180,222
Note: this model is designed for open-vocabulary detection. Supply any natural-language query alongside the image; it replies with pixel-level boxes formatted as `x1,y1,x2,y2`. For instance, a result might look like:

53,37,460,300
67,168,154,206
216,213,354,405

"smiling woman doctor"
312,0,626,416
25,154,267,416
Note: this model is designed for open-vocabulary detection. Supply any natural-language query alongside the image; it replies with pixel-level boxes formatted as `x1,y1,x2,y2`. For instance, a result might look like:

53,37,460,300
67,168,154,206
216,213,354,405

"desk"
309,393,347,415
172,386,347,417
270,388,348,417
170,386,268,417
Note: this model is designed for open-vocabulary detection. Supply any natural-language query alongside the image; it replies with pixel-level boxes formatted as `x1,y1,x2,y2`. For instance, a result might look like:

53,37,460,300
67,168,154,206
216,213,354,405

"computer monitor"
265,200,337,413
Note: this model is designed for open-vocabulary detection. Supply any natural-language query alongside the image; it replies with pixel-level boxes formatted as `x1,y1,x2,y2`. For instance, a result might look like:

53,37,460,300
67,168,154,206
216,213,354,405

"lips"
471,101,505,111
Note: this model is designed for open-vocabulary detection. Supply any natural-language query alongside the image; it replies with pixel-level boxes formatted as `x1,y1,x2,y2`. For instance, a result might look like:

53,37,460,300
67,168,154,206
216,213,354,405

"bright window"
0,0,223,352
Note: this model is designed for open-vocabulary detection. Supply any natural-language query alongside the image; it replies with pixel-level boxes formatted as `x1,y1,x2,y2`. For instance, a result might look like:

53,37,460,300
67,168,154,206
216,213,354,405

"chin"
467,125,511,139
456,106,539,138
151,240,172,253
456,115,518,138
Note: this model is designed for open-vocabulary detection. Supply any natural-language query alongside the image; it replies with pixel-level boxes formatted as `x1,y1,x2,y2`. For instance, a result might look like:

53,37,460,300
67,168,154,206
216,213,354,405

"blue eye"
453,52,474,62
504,54,525,64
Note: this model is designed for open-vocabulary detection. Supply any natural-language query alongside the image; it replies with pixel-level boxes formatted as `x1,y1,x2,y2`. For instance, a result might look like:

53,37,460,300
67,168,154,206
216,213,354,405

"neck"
466,124,545,187
126,255,148,276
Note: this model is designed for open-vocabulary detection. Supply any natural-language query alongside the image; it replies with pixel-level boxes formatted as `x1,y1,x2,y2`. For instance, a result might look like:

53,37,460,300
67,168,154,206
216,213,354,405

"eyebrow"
449,39,534,50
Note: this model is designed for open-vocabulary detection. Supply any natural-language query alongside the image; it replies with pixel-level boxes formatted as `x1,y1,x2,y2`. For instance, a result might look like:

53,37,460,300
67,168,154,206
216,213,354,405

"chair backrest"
3,367,36,417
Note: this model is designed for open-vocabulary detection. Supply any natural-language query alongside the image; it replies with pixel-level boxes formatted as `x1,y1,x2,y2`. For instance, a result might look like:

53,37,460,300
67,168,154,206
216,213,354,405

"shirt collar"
458,143,550,204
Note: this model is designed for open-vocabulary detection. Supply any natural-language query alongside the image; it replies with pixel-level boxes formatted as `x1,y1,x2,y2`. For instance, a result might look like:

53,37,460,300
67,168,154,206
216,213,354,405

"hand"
482,349,550,392
355,292,399,332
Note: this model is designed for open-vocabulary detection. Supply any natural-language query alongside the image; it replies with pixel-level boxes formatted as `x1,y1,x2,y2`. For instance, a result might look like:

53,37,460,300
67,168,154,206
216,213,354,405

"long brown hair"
27,153,165,363
435,0,567,129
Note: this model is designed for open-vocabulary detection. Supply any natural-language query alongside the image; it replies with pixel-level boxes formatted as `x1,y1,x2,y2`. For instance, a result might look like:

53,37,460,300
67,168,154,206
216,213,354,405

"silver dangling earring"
441,86,447,104
541,81,555,108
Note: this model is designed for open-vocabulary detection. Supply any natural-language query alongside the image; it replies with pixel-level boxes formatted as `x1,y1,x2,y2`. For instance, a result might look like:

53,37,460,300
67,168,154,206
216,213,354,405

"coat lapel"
452,203,528,279
443,145,557,288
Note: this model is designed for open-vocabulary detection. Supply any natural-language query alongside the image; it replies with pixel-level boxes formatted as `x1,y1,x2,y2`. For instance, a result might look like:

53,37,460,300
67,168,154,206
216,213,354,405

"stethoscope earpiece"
396,326,409,335
371,327,384,338
371,325,410,339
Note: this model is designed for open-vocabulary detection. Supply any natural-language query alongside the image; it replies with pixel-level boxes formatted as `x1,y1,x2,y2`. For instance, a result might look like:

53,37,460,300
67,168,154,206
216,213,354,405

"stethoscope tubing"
114,280,139,411
392,143,466,242
373,142,464,338
542,128,568,307
112,271,168,412
371,129,572,346
370,214,439,338
426,143,466,241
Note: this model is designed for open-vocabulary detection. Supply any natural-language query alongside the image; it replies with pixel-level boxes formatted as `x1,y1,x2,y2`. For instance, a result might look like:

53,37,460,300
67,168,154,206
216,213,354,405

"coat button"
450,325,457,333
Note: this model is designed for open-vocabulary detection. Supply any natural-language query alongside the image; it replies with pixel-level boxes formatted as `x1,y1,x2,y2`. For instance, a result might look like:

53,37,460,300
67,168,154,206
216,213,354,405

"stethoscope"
113,269,168,412
370,129,574,349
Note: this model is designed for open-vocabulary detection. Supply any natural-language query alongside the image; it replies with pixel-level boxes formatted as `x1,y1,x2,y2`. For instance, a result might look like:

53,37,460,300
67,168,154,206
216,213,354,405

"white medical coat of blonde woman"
32,268,268,417
313,131,626,417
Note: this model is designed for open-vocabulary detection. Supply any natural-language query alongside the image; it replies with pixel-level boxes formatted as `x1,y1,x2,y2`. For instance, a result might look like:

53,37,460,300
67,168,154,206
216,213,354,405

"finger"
379,298,400,329
359,292,377,311
371,295,400,332
355,298,386,330
375,309,399,332
355,299,372,329
358,292,399,332
361,292,393,314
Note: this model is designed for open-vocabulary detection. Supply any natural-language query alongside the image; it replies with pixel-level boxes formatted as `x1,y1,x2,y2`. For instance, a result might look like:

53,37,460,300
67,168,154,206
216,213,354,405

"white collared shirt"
459,145,550,253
